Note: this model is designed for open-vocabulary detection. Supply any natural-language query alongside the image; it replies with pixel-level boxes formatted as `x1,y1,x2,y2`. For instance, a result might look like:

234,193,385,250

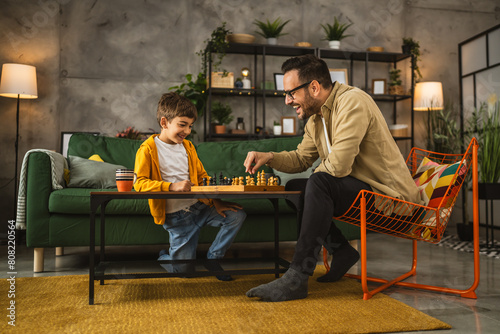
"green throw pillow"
67,155,126,189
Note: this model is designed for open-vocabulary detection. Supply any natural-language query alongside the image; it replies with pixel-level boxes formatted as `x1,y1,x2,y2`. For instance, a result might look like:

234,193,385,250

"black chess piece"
202,177,207,186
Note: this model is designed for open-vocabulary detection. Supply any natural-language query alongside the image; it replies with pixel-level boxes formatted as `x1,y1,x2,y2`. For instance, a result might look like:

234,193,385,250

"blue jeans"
158,201,246,272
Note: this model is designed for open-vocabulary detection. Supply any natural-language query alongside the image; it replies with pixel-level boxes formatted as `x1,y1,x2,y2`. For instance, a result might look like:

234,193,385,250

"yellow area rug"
1,269,450,333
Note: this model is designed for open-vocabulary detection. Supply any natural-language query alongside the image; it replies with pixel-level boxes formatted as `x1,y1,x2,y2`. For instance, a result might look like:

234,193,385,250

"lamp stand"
14,94,20,219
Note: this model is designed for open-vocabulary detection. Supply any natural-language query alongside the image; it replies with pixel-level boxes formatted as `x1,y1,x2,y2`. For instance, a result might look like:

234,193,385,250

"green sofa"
24,133,359,272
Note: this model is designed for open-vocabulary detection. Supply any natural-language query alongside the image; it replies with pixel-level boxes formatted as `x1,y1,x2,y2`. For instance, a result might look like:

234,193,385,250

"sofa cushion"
67,155,126,189
49,188,150,215
68,133,144,169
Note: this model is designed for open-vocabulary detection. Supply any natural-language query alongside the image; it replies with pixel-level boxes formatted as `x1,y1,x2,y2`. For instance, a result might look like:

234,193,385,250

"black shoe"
205,260,233,281
317,242,360,282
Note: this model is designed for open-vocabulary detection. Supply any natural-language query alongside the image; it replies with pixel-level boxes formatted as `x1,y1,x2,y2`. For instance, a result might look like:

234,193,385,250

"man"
243,54,420,302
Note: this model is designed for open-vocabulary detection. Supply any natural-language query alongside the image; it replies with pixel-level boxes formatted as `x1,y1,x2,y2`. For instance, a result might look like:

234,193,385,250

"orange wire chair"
323,138,480,300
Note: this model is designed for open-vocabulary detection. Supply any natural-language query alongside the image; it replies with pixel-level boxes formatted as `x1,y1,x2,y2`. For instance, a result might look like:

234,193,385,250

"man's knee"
306,172,335,193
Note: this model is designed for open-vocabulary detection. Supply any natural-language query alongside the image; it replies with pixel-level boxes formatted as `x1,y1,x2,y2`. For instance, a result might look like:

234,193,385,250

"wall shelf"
205,43,414,146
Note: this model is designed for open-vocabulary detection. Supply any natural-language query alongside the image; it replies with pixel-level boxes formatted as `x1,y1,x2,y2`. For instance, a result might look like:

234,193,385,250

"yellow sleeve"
133,144,170,192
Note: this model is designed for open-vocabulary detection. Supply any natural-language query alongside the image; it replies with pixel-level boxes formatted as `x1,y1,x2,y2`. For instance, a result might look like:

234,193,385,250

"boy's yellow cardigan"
134,135,212,225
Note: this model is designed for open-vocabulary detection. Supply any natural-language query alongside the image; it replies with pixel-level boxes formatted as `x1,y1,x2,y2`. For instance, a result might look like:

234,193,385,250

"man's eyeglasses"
284,81,317,100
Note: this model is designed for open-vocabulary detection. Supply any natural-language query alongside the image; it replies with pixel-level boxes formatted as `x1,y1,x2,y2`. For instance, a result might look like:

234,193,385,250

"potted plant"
388,68,404,95
211,101,234,134
428,102,461,154
457,95,500,241
402,37,423,84
468,94,500,190
253,17,290,45
321,17,352,49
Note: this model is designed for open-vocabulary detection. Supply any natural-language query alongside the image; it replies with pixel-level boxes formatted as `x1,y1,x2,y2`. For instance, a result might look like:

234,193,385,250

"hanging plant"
402,37,423,84
196,22,231,77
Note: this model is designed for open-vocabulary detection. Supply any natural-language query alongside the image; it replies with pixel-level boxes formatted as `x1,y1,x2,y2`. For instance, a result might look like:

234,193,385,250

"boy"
134,92,246,281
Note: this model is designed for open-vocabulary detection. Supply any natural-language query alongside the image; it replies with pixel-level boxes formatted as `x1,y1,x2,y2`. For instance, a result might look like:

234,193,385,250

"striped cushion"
413,157,466,208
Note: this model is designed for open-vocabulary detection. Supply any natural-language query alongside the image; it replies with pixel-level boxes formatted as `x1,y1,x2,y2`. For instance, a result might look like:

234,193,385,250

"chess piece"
203,177,207,186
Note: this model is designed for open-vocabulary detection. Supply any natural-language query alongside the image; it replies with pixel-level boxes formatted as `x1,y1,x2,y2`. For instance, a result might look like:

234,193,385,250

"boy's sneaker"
205,260,233,281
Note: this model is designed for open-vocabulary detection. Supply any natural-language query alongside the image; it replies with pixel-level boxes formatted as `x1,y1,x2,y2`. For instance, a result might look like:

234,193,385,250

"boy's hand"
169,180,194,192
243,151,273,174
213,199,243,218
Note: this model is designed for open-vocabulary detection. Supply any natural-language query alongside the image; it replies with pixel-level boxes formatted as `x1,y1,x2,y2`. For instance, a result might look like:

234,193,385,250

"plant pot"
388,85,404,95
328,40,340,49
266,38,277,45
456,222,474,242
214,125,226,134
478,182,500,200
402,45,411,54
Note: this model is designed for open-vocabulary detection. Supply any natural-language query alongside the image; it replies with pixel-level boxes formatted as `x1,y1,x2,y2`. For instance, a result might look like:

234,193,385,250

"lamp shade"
0,63,38,99
241,67,250,77
413,81,443,111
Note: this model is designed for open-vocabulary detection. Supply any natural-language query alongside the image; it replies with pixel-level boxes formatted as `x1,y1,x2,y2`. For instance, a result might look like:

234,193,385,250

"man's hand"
243,151,273,174
213,200,243,218
169,180,194,192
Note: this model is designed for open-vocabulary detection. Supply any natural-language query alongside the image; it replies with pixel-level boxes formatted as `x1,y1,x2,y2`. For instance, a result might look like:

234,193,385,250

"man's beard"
297,89,323,120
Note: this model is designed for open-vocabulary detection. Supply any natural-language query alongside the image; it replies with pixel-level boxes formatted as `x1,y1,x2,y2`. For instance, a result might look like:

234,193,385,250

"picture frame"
329,69,348,85
281,116,296,135
274,73,285,91
372,79,387,94
60,131,99,157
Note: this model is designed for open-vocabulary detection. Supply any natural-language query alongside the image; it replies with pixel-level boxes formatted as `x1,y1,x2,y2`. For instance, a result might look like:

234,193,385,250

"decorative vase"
328,40,340,49
214,125,226,134
267,38,277,45
273,125,282,136
242,77,251,89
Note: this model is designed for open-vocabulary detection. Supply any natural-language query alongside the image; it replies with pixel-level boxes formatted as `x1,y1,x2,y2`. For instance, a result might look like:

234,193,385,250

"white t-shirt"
154,137,198,213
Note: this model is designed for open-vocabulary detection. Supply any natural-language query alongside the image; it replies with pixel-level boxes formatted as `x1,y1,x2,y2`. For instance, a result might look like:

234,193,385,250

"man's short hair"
281,54,333,90
157,92,197,125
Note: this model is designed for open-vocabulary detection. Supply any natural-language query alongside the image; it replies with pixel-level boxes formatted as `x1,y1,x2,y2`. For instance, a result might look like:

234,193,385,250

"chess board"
191,185,285,192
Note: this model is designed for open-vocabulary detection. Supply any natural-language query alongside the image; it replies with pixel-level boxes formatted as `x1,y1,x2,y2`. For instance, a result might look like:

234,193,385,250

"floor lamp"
413,81,444,149
0,63,38,219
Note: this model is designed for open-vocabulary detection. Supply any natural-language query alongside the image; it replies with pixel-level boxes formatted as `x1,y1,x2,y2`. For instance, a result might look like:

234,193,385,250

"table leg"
271,199,280,278
99,202,107,285
89,210,95,305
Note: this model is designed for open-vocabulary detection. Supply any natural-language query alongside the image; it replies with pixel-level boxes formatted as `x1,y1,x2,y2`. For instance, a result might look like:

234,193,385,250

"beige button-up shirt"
269,82,421,208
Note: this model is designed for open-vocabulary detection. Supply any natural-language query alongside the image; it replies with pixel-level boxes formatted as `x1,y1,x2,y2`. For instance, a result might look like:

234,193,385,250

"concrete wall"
0,0,498,230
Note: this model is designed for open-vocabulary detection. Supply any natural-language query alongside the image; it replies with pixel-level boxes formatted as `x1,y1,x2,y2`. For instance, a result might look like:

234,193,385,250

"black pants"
285,172,371,275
